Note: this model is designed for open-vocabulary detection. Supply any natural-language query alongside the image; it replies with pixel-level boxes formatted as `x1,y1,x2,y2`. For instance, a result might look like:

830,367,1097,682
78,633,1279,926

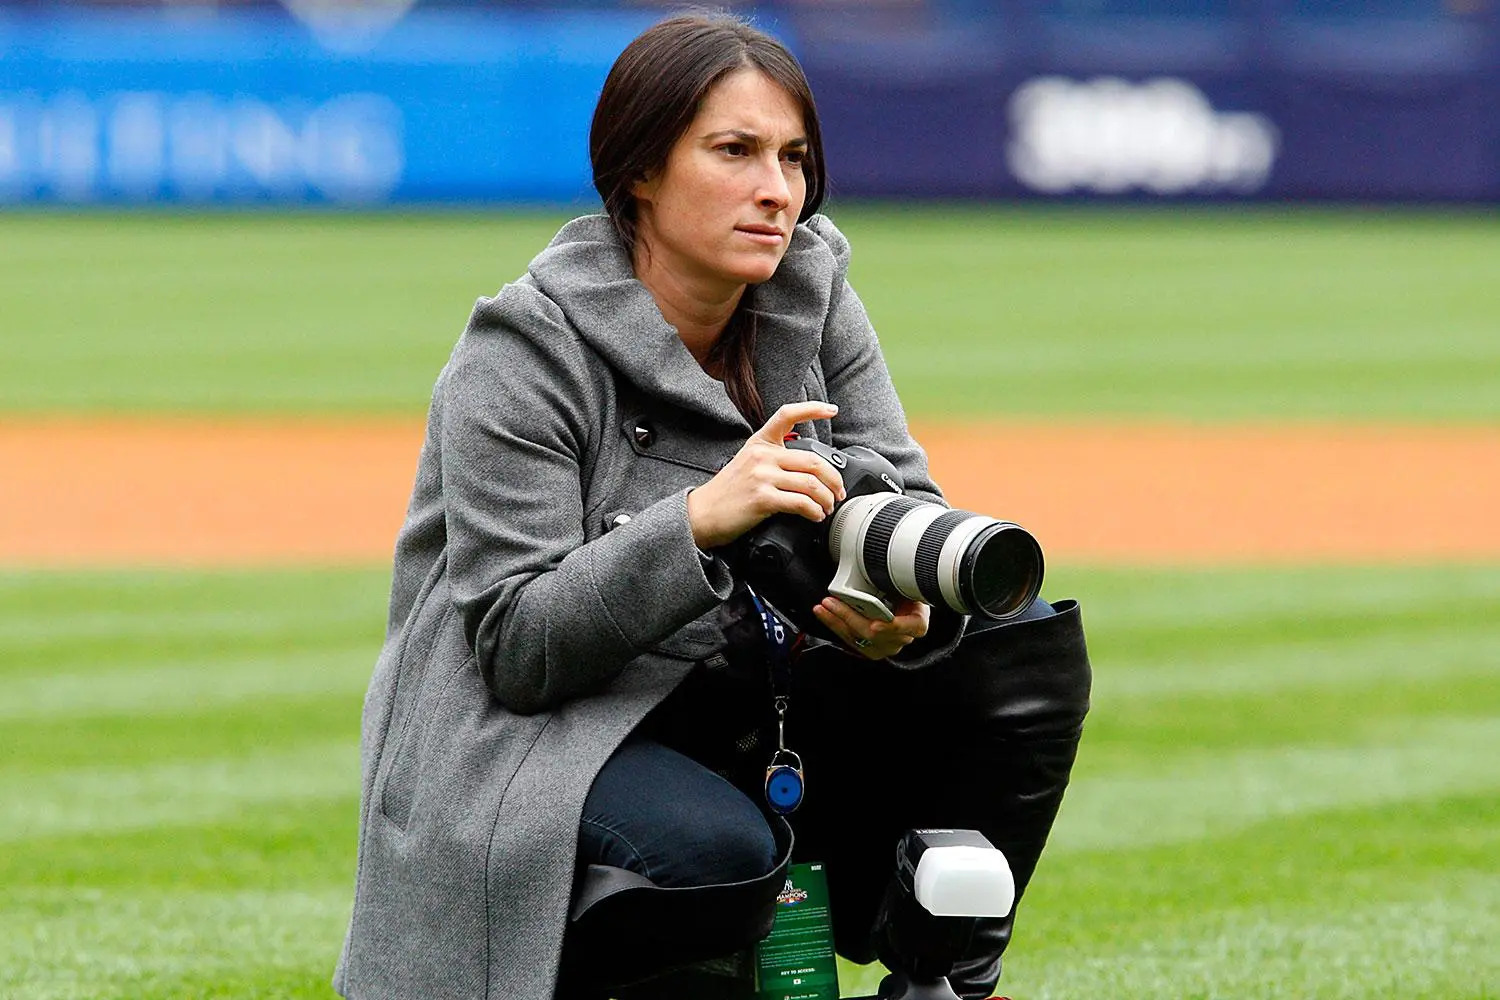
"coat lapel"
749,224,833,413
527,216,749,431
527,215,835,431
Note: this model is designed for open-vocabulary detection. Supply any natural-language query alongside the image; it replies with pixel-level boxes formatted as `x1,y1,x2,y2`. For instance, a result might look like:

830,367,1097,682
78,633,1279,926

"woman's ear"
629,171,657,205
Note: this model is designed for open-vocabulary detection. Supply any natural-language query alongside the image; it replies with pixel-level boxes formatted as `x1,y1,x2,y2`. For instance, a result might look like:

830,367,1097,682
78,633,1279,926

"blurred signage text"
1007,77,1278,196
0,91,404,203
1,4,1496,205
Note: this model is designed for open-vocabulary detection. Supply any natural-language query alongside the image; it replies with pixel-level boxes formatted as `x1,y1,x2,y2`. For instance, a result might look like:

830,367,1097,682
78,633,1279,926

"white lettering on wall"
0,91,405,203
169,95,231,198
1007,76,1278,196
0,103,18,195
107,92,166,196
42,92,101,200
301,95,406,202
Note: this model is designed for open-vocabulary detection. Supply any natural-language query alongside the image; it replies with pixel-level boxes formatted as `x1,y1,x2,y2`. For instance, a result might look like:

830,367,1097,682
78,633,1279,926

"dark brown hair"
589,12,828,425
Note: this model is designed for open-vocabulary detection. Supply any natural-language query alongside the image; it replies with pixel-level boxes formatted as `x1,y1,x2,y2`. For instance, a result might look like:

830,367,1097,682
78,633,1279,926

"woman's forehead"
693,68,805,142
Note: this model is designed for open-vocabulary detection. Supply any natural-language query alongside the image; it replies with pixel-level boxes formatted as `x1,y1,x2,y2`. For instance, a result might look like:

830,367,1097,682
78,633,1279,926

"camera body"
733,438,902,638
735,438,1044,641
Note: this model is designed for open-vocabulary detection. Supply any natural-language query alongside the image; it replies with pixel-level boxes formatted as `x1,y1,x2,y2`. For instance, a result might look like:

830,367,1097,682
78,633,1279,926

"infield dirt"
3,418,1497,567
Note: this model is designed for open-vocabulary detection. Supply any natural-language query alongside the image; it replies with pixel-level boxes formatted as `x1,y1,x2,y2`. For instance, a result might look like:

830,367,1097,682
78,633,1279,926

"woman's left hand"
812,595,930,660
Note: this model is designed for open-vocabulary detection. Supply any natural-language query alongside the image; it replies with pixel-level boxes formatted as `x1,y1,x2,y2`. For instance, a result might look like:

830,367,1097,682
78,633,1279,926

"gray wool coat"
334,213,963,999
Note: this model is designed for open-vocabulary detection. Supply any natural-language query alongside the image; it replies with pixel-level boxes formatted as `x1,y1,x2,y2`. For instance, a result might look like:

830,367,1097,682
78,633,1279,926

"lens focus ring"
860,496,923,597
914,510,973,609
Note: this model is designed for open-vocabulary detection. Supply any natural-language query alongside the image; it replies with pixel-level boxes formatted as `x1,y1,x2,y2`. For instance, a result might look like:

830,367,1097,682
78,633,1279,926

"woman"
334,14,1089,1000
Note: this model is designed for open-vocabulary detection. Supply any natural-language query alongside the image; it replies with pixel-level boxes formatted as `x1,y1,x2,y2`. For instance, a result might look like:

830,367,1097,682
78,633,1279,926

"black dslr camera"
734,438,1044,640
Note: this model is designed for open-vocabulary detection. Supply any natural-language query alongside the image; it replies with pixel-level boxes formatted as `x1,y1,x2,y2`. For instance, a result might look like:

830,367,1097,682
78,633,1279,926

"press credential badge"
756,862,839,1000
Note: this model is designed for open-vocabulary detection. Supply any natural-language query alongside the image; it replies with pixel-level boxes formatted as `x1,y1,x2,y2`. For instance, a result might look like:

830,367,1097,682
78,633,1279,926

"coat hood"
525,213,852,431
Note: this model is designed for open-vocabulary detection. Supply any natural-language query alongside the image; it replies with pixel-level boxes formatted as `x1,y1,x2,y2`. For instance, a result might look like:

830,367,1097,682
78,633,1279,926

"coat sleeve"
439,286,734,714
819,279,945,506
817,256,969,666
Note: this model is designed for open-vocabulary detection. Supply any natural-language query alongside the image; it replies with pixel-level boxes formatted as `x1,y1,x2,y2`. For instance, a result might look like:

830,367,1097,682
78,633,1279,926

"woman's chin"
720,255,785,287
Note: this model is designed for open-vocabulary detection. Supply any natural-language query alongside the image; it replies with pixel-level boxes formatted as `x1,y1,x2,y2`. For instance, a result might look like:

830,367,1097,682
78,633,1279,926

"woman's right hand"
686,401,846,550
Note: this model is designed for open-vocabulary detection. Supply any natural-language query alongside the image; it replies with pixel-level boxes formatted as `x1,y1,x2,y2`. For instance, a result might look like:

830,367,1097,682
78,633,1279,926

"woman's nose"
755,158,791,210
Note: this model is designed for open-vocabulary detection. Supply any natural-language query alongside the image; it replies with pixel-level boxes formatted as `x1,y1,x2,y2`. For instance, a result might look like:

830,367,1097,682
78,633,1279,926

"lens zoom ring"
861,497,924,596
915,510,973,606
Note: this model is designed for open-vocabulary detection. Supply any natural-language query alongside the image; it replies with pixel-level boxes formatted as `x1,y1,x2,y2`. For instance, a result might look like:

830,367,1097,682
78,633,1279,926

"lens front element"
960,522,1045,619
842,494,1043,619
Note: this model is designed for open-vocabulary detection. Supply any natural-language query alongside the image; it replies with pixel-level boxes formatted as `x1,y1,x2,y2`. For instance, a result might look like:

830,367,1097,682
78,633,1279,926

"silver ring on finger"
854,636,872,649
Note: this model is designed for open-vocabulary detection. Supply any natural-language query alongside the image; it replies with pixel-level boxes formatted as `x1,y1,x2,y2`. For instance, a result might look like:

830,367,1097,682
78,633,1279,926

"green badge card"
756,861,841,1000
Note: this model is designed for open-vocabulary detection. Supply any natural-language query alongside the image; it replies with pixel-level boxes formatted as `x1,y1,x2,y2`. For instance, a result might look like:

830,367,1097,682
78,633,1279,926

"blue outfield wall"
797,4,1500,202
0,8,663,205
1,3,1498,206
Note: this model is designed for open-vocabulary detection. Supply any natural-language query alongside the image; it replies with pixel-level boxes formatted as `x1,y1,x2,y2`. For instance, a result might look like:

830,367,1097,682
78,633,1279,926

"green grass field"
4,208,1498,420
3,207,1499,999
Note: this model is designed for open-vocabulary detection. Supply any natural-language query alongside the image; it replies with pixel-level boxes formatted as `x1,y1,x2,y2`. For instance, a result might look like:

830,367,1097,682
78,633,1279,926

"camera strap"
745,584,806,814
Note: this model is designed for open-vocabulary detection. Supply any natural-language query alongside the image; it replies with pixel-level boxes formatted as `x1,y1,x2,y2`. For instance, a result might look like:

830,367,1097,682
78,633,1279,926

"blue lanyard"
746,584,806,815
745,583,798,691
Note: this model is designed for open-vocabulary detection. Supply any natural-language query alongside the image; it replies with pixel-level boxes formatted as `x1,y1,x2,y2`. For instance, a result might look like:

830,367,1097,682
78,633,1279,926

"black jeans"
567,597,1088,998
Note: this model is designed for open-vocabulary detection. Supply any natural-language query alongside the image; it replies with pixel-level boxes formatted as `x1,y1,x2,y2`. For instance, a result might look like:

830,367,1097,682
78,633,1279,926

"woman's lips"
735,225,785,245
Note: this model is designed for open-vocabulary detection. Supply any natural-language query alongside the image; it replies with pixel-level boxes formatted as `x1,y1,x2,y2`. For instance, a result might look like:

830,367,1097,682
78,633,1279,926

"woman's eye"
720,142,748,157
783,150,806,167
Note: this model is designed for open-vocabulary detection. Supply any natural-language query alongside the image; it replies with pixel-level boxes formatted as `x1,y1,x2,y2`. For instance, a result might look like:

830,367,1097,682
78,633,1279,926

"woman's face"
632,67,809,295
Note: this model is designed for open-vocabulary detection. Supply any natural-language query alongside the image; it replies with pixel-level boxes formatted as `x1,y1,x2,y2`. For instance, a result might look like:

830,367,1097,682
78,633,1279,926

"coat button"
611,513,633,529
632,424,655,448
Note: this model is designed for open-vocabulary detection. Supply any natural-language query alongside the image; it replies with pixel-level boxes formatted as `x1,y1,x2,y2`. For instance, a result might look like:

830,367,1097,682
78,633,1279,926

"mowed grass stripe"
0,568,388,677
1052,562,1500,750
0,799,356,892
842,208,1500,421
1009,876,1500,1000
9,696,361,771
4,209,1498,420
1,741,357,842
1044,563,1500,631
1097,628,1499,700
1052,715,1500,853
0,606,378,653
1030,794,1500,930
3,648,374,721
840,793,1500,998
1053,562,1500,705
1083,667,1500,755
0,887,353,1000
996,793,1500,999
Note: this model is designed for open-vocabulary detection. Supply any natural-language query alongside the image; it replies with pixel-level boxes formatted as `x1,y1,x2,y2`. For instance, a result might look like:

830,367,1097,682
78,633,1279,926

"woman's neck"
633,244,745,369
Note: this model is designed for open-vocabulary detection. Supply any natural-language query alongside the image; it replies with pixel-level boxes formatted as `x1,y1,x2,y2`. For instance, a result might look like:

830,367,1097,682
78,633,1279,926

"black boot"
780,599,1090,1000
909,600,1091,997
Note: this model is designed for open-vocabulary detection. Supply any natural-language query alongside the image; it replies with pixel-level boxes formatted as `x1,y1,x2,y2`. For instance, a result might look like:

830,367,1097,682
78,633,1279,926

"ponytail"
707,297,765,427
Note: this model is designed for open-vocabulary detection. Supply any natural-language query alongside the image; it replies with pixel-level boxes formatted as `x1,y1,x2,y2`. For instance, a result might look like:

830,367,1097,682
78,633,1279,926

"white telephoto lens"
834,492,1044,619
882,502,945,603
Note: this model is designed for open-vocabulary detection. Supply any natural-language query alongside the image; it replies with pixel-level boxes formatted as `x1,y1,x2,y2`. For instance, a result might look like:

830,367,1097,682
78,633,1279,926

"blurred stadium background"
3,2,1499,999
